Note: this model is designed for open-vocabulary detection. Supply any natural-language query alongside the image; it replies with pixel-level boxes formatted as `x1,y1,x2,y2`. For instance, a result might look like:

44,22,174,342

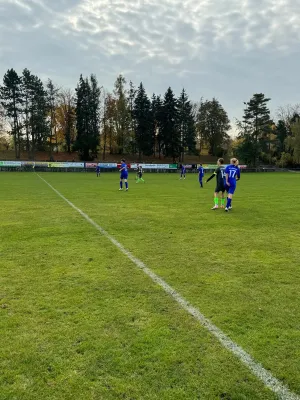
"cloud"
0,0,299,121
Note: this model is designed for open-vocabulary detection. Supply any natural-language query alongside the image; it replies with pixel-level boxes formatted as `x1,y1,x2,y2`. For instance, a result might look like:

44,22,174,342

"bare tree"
276,104,300,127
56,89,76,153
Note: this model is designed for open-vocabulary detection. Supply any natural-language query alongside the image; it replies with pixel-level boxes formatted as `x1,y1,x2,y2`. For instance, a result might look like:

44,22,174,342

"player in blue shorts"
96,164,100,177
224,158,240,212
226,159,240,210
180,165,186,180
198,164,204,188
119,159,128,191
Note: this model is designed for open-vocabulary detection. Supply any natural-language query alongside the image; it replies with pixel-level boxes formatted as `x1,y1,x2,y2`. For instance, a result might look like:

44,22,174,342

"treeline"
0,68,230,162
0,68,299,166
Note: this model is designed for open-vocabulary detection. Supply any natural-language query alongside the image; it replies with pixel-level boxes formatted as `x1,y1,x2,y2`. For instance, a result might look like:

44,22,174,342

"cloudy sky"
0,0,299,126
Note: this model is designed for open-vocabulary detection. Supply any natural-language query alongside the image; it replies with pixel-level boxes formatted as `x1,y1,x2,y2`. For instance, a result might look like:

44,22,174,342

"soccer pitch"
1,172,300,400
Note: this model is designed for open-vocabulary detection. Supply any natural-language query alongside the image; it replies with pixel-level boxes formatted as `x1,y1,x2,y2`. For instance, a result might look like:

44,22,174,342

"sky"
0,0,300,129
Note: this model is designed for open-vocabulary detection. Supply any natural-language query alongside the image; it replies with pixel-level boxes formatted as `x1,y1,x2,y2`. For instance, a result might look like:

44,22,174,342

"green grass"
1,171,300,400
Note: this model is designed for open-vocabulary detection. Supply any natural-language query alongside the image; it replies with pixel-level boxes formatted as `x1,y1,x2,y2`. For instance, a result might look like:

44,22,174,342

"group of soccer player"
180,158,240,211
206,157,240,212
109,157,240,212
118,159,145,191
180,164,204,187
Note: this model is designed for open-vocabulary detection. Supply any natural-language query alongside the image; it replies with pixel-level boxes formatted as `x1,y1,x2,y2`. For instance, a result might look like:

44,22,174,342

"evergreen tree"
0,104,5,135
64,99,76,154
46,79,60,159
275,120,288,156
74,75,90,159
113,75,131,154
29,75,49,157
133,83,152,160
74,74,100,160
287,117,300,165
128,81,137,154
151,94,163,158
22,68,35,157
89,74,101,158
241,93,271,165
161,87,179,161
197,98,230,157
177,89,196,162
0,69,23,158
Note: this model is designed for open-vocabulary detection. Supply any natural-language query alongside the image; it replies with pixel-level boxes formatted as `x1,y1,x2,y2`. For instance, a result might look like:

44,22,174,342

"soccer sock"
221,198,225,206
120,181,123,189
141,178,144,182
226,198,232,208
214,197,219,206
125,181,128,189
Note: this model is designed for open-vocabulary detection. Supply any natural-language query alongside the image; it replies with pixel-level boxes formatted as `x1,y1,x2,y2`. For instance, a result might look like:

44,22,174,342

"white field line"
37,173,299,400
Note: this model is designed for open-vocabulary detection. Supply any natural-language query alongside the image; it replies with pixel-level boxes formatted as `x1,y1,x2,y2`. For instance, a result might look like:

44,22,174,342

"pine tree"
197,98,230,157
242,93,271,165
0,69,23,158
151,94,163,158
74,75,90,160
177,89,196,162
46,79,60,159
128,81,137,155
161,87,179,161
29,75,49,157
113,75,131,154
287,117,300,165
89,74,101,158
133,83,152,160
74,74,101,160
22,68,34,157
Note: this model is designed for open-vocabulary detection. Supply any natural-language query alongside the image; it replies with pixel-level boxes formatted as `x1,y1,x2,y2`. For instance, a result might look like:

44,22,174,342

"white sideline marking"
37,173,299,400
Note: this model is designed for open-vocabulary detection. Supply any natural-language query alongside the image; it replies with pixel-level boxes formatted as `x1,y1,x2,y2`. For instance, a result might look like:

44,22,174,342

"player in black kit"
206,158,226,210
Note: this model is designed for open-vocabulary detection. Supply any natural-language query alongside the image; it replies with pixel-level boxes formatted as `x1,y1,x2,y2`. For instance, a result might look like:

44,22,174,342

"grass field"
1,171,300,400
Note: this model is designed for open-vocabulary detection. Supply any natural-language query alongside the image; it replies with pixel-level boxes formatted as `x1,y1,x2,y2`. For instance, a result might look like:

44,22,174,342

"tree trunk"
26,130,30,159
109,127,113,154
13,129,17,159
102,128,106,160
153,128,156,158
25,108,30,158
49,126,53,160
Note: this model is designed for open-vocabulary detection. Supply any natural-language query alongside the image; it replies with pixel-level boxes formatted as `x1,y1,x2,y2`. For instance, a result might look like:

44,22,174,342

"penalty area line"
36,173,299,400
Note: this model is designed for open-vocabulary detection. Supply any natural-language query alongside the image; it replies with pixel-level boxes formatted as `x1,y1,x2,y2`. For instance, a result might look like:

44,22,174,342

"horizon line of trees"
0,67,299,166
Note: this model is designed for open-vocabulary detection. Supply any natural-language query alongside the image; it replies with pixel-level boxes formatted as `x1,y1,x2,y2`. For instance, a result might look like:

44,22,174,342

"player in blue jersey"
224,158,240,212
119,159,128,191
180,165,186,180
198,164,204,188
96,164,100,177
226,158,240,209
